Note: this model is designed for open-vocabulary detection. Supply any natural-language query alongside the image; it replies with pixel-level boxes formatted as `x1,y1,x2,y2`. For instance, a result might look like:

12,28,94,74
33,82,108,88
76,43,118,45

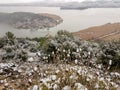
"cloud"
0,0,39,3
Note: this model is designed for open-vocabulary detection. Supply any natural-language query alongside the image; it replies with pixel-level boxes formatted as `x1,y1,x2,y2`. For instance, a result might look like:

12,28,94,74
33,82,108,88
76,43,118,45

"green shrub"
0,39,4,48
5,31,15,40
6,48,12,53
99,41,120,70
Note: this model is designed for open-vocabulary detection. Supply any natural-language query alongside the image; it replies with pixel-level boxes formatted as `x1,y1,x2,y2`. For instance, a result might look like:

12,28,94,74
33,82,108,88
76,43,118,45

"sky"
0,0,88,4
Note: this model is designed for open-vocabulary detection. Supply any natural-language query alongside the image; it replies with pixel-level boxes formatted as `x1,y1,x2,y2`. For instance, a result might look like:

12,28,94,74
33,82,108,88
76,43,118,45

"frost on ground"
0,31,120,90
0,62,120,90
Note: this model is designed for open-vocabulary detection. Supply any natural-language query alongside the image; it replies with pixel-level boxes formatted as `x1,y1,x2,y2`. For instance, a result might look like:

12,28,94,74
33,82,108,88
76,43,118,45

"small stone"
96,71,100,76
62,86,71,90
75,59,78,64
67,54,70,57
34,67,38,71
75,83,88,90
63,50,66,53
76,48,79,53
28,57,34,62
55,70,60,74
0,69,3,73
52,51,54,55
4,83,9,87
32,85,39,90
53,84,59,90
98,64,102,69
28,79,32,83
50,75,57,81
43,56,46,60
18,69,22,73
0,80,4,84
88,52,91,55
37,52,41,56
95,83,99,89
109,60,112,65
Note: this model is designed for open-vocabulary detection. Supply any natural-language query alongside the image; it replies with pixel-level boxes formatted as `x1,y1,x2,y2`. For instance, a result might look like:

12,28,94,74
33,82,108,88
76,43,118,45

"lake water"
0,6,120,38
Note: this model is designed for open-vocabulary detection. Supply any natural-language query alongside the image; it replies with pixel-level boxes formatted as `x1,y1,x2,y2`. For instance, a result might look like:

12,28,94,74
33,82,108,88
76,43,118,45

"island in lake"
0,12,63,29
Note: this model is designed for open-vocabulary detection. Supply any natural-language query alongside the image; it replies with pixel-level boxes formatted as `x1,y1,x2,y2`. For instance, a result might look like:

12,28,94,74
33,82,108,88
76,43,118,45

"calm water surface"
0,6,120,38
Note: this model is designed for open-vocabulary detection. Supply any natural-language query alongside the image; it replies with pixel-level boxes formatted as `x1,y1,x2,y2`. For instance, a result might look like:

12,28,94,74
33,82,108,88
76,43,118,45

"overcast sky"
0,0,89,4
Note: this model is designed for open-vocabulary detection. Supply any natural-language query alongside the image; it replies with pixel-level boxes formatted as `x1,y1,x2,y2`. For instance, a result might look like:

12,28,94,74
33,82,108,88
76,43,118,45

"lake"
0,6,120,38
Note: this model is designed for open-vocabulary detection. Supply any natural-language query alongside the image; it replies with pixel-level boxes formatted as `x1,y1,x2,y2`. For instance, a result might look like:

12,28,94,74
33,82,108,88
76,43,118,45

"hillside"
0,31,120,90
73,23,120,41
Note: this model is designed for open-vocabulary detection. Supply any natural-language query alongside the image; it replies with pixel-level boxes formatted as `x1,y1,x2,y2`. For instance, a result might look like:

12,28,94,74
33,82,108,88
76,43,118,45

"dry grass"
73,23,120,41
0,63,119,90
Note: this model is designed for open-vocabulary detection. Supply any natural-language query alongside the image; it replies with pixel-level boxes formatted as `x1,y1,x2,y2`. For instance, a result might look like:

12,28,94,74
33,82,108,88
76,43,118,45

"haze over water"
0,6,120,38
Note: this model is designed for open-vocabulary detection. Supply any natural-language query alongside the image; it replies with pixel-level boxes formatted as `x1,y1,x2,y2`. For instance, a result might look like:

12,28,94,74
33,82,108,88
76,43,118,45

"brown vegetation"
73,23,120,41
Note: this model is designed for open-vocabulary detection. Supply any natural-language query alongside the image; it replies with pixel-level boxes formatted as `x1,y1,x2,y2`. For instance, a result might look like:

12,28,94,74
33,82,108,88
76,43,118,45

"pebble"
50,75,57,81
53,84,59,90
4,83,9,87
75,83,88,90
28,57,34,62
62,86,71,90
32,85,39,90
75,59,78,64
34,67,38,71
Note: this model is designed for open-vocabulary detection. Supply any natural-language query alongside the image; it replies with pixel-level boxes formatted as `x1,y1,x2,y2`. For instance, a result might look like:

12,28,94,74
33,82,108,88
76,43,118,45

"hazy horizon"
0,0,96,4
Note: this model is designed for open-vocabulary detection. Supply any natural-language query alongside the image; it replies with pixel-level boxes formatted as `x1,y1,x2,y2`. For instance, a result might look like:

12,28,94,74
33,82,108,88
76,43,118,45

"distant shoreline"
1,0,120,11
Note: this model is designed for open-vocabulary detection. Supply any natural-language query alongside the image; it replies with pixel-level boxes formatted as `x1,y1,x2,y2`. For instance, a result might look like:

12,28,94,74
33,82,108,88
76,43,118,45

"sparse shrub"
56,30,73,39
0,39,4,48
29,47,37,52
18,51,28,62
55,30,74,43
39,37,49,48
32,37,50,48
6,47,12,53
5,31,15,40
98,41,120,70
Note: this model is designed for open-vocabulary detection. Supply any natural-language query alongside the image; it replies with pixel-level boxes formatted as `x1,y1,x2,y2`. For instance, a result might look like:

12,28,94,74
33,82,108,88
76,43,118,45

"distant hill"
73,23,120,41
1,0,120,10
61,0,120,10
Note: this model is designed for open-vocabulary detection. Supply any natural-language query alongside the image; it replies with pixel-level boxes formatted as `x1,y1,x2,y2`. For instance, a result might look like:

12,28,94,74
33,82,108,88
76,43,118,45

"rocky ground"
0,62,120,90
0,31,120,90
